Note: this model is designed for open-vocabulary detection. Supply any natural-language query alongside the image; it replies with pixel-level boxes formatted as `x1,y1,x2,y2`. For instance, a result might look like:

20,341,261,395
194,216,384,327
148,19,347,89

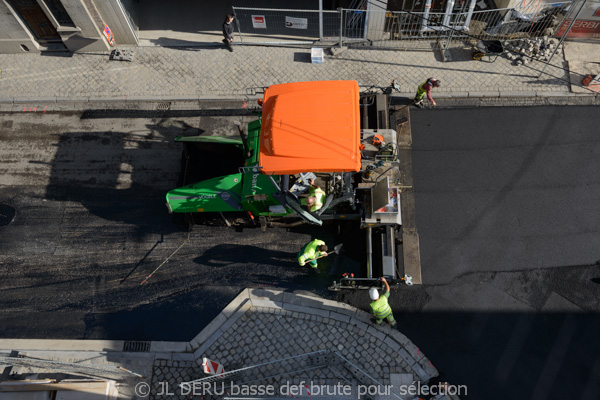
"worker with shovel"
297,239,328,269
369,277,397,328
297,241,343,270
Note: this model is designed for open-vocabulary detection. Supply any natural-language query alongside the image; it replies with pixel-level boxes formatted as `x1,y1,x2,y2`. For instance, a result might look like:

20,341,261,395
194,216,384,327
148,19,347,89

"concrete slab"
397,348,416,367
172,353,195,362
221,291,250,318
249,288,285,301
469,91,501,97
0,339,124,352
219,301,252,332
329,312,351,324
282,302,331,319
150,341,188,353
250,299,283,309
189,313,227,350
367,325,390,342
411,361,431,382
568,61,600,94
563,42,600,63
192,328,224,360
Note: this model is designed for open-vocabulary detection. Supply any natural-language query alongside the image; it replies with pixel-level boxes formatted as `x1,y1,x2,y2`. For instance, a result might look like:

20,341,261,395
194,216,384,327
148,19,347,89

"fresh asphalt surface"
339,105,600,399
411,106,600,285
1,105,599,399
407,106,600,400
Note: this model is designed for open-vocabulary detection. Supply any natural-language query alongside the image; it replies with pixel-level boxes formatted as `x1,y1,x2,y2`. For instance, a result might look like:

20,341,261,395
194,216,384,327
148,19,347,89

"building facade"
0,0,137,54
1,0,597,54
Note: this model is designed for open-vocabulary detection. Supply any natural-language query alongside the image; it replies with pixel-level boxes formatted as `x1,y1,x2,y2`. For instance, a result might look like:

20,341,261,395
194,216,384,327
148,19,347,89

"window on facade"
43,0,75,27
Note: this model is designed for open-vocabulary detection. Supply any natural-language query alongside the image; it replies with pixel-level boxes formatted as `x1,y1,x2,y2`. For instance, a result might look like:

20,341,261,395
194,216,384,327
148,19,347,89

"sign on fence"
252,15,267,29
556,19,600,38
285,16,308,29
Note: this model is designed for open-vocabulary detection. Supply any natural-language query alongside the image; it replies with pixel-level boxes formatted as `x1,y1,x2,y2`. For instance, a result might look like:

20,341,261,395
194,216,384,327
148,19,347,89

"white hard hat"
369,287,379,300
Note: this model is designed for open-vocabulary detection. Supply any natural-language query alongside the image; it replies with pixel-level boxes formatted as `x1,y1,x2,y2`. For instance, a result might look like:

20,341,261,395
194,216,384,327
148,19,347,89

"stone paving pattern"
145,288,444,400
2,289,453,400
0,44,571,103
205,307,407,380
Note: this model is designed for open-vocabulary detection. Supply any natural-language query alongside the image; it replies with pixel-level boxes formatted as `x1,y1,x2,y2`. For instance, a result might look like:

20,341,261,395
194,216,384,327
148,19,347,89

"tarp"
259,80,361,175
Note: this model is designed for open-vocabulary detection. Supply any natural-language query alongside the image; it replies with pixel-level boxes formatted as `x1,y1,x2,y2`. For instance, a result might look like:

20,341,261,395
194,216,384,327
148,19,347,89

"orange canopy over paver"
259,80,361,175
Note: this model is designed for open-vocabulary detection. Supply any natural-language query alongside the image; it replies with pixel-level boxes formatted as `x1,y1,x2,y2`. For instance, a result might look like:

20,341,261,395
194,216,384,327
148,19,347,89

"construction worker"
414,78,441,108
369,277,397,328
301,179,326,212
297,239,328,269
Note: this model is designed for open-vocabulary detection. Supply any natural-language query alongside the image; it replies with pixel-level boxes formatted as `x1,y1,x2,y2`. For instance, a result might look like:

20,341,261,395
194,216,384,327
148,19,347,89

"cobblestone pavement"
1,289,454,400
0,44,571,103
148,289,443,400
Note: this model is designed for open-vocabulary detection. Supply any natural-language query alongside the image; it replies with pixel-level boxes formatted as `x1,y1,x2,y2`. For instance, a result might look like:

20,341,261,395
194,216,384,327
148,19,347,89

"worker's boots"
414,100,424,108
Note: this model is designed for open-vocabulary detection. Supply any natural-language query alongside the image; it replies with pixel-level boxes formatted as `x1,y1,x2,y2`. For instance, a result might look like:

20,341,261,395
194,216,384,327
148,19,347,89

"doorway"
6,0,61,41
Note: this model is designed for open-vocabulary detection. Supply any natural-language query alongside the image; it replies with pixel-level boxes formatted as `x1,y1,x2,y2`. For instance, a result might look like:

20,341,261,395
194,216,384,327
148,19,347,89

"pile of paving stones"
505,36,560,65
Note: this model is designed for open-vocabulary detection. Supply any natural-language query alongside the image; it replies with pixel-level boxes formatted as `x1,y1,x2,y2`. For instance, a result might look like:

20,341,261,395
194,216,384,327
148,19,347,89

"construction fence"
232,1,575,50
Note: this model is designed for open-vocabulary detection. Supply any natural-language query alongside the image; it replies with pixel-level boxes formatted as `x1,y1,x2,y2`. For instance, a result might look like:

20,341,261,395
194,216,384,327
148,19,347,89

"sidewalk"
1,40,596,106
0,289,453,400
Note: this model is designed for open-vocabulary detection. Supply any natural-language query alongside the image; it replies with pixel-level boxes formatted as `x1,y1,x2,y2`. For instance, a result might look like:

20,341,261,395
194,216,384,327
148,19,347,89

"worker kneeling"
297,239,328,269
369,277,397,328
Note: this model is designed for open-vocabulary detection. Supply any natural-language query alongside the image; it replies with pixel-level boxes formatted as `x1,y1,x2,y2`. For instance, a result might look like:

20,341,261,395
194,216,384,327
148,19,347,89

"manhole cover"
0,204,16,226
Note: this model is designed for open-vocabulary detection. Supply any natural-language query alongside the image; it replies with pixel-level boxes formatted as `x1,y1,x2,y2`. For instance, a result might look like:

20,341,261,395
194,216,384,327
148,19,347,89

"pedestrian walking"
297,239,328,269
222,14,234,52
414,78,441,108
369,277,397,328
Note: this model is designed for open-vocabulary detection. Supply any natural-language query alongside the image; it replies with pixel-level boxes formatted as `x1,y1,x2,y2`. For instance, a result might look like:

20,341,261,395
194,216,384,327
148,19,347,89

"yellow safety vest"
308,186,325,212
370,292,392,318
298,239,326,265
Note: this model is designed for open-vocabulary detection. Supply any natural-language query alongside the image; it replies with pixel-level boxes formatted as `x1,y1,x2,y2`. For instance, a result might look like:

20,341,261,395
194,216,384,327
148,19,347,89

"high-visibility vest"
417,79,433,96
309,186,325,212
370,293,392,319
298,239,325,265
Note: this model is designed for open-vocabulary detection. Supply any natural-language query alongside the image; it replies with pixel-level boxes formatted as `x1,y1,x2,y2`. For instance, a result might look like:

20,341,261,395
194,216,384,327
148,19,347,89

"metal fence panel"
368,2,572,49
468,3,572,40
232,7,342,45
233,2,573,50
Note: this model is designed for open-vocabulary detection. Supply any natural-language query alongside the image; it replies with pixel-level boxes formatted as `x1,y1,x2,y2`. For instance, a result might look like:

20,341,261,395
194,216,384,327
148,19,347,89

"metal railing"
183,351,333,387
232,8,342,45
232,2,573,50
181,350,405,399
0,356,138,380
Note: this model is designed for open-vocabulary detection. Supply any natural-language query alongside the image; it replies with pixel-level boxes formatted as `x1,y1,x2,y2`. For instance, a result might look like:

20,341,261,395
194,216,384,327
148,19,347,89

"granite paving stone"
0,44,572,104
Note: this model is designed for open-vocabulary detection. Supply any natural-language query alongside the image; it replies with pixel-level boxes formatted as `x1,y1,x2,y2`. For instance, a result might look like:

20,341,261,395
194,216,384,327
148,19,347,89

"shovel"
304,243,343,263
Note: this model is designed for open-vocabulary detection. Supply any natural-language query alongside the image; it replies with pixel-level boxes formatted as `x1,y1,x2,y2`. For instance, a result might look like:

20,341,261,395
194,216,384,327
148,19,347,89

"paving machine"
166,80,417,287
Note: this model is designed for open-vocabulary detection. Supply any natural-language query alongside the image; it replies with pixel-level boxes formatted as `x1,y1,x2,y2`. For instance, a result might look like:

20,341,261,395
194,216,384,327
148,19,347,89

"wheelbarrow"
471,40,505,62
